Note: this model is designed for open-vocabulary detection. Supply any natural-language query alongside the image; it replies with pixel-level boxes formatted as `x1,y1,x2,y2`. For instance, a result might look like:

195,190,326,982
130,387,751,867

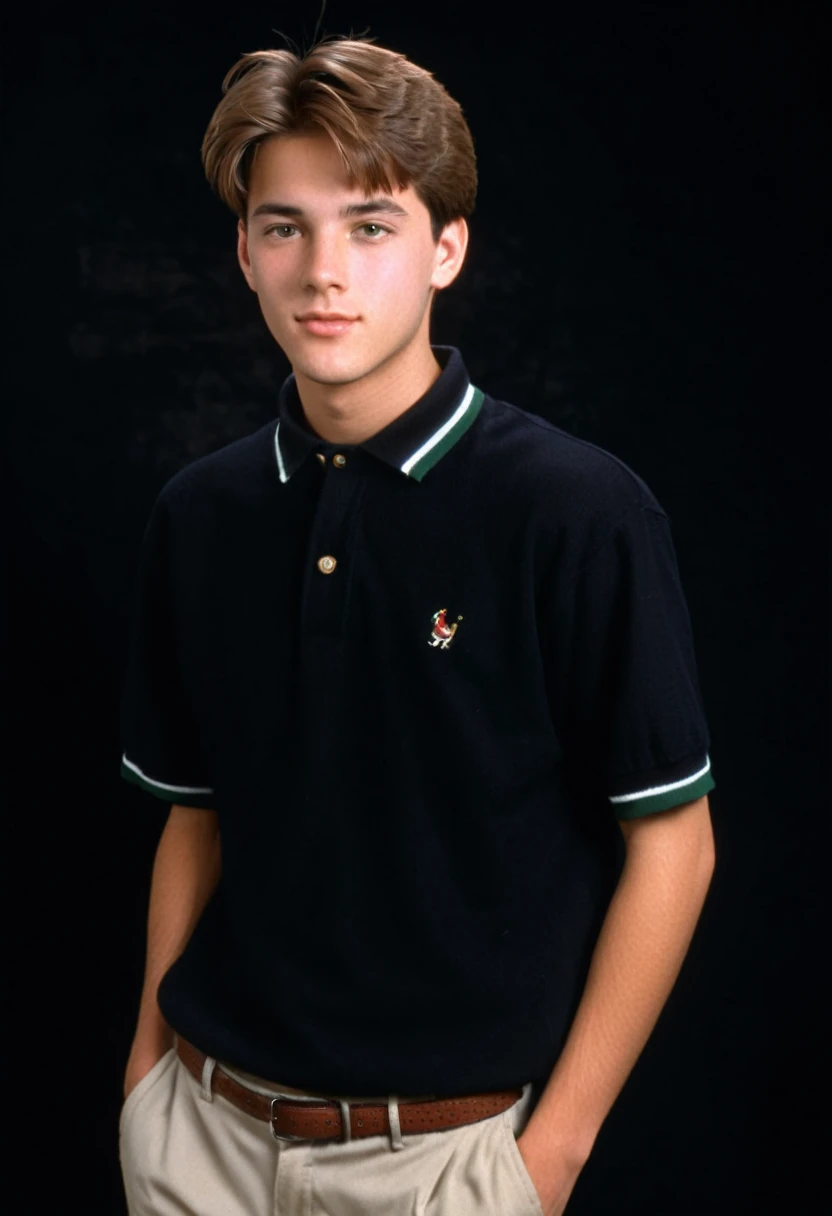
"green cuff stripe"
614,769,715,819
120,757,215,807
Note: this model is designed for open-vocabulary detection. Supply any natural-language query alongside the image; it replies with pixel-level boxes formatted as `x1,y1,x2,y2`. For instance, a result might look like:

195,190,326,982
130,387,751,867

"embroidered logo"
427,607,462,649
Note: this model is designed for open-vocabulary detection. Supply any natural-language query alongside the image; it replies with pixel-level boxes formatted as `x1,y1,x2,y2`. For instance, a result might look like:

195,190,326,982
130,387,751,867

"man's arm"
123,804,221,1099
516,794,716,1214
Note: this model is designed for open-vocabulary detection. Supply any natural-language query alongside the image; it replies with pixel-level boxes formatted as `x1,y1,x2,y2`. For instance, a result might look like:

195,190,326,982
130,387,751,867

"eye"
358,222,390,239
265,224,298,239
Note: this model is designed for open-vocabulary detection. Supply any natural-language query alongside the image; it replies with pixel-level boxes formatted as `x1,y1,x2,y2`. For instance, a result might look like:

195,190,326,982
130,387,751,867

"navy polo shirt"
120,345,715,1097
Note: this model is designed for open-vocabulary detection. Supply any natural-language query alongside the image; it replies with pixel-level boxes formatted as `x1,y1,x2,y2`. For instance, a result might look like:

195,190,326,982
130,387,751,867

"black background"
4,2,827,1212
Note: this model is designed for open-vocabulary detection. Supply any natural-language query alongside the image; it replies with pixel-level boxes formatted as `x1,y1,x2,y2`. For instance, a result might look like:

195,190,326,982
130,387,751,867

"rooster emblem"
427,607,463,649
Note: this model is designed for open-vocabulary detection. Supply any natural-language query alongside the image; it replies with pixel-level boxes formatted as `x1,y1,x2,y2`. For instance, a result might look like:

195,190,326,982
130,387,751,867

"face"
237,130,468,391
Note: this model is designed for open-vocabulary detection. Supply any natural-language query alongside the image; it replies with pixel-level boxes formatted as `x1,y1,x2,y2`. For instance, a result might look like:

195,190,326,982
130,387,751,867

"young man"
119,36,716,1216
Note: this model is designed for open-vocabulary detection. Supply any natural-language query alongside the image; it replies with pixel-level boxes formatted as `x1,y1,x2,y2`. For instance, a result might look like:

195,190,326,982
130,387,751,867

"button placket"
303,450,363,639
315,452,347,576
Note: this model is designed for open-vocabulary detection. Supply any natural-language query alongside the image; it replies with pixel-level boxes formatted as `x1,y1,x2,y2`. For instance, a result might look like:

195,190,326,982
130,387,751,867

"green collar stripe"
404,386,485,482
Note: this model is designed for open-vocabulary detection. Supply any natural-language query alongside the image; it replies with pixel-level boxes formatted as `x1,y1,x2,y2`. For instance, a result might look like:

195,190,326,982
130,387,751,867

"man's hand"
515,1129,584,1216
123,1035,173,1102
122,804,220,1103
510,796,715,1214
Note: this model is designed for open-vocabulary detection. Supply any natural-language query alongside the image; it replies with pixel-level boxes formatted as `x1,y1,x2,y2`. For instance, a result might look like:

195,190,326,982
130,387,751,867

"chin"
295,359,366,388
287,342,384,388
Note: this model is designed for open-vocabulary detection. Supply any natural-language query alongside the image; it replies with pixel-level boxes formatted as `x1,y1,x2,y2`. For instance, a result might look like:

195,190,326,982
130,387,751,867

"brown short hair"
201,36,477,240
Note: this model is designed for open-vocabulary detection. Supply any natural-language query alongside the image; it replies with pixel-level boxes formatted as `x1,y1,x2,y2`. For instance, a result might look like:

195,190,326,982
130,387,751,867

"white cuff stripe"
122,754,214,796
609,756,711,804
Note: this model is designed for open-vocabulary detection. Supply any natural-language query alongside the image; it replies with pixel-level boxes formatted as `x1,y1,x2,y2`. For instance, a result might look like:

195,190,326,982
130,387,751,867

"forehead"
248,131,416,209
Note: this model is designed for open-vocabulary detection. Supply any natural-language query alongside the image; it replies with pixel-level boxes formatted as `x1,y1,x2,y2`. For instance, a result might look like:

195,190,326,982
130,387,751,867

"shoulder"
154,420,278,524
477,393,666,542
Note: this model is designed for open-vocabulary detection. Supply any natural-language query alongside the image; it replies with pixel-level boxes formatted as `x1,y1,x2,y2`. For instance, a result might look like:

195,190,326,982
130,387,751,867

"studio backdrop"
4,3,826,1213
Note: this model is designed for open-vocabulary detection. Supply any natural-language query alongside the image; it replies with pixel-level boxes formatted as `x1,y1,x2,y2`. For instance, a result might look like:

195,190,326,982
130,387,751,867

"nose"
302,228,348,295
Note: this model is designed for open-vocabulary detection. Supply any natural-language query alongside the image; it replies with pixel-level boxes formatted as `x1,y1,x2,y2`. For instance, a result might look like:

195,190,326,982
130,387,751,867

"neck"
293,336,443,446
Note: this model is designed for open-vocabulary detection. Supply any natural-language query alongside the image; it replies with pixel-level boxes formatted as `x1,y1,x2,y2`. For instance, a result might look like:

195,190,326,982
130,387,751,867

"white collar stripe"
401,383,476,476
274,420,289,484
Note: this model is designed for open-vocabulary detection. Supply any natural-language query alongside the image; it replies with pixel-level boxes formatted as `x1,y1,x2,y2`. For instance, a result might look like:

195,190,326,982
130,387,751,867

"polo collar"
273,346,484,484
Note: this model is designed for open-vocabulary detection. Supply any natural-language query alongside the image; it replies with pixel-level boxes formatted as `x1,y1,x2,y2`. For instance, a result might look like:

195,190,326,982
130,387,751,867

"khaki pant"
119,1046,544,1215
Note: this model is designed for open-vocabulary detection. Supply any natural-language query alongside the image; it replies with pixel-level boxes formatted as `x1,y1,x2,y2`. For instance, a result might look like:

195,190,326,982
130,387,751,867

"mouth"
296,314,359,337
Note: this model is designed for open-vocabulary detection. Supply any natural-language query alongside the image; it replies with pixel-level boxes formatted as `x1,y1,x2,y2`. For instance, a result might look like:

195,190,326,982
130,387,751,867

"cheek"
251,253,291,293
359,249,433,307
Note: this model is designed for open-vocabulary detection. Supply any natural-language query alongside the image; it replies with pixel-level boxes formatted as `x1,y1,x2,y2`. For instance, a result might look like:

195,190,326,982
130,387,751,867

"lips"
297,314,358,336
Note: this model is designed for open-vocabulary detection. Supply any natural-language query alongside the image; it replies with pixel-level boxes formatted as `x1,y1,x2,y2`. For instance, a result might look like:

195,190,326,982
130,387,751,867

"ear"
237,218,257,293
429,218,469,291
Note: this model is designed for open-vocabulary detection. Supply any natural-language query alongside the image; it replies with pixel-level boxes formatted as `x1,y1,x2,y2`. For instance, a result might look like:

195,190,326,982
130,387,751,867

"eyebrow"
251,198,410,220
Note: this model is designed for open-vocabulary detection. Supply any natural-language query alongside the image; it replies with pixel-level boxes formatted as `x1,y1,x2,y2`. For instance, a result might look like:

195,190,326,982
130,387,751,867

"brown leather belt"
177,1038,524,1143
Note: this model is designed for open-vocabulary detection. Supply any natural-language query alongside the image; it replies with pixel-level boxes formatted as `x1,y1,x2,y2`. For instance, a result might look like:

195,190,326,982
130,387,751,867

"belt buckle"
269,1096,310,1142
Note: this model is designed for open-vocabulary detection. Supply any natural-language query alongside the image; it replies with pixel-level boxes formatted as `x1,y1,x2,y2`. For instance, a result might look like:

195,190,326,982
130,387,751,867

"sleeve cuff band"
610,756,715,819
121,755,215,806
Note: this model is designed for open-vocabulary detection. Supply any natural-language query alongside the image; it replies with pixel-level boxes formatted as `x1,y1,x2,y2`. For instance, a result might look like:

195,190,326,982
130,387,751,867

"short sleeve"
119,493,215,807
548,505,715,819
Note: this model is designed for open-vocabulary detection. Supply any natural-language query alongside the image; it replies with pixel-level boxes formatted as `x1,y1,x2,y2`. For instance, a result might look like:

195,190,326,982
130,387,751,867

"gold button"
333,453,346,467
317,555,337,574
316,452,326,465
